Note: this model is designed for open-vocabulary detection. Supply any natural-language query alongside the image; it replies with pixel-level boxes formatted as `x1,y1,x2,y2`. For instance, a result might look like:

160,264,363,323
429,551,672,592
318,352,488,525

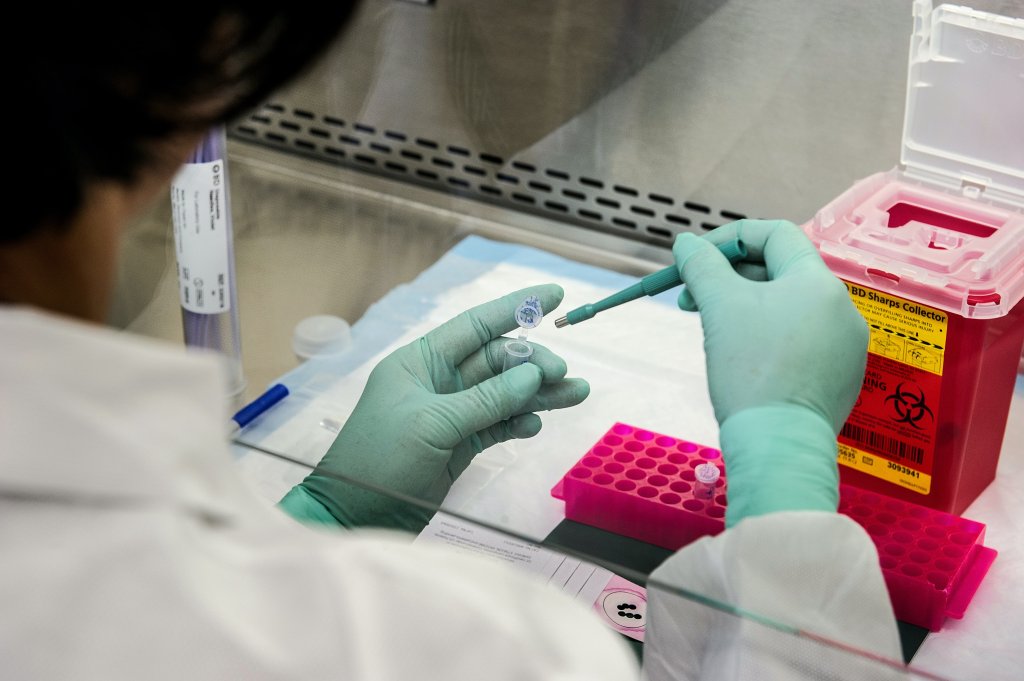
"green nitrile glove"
279,284,590,531
673,220,868,527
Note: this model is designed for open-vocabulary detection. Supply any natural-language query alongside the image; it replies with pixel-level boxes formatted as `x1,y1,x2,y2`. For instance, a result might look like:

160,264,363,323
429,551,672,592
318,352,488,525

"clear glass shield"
116,143,1020,678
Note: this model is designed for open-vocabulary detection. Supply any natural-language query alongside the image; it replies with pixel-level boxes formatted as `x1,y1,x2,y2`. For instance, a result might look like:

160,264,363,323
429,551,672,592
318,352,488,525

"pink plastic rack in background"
551,423,997,631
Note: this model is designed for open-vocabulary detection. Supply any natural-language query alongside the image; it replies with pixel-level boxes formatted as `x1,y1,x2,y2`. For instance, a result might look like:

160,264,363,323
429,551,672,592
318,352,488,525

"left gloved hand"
279,284,590,530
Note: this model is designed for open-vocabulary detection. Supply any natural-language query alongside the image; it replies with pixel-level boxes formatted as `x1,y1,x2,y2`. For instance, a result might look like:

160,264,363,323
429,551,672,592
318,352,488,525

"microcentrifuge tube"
504,296,543,372
693,462,720,500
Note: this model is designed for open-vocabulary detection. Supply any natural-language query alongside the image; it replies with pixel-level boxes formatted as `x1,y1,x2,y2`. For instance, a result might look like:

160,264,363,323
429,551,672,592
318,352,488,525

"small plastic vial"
693,462,721,500
502,338,534,371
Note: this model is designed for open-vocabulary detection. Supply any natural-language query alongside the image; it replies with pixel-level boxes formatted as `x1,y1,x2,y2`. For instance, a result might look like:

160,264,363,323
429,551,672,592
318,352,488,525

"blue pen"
228,383,290,438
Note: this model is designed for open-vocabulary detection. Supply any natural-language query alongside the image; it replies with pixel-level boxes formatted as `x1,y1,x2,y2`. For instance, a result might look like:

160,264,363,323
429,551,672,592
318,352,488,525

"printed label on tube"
170,161,230,314
837,282,947,494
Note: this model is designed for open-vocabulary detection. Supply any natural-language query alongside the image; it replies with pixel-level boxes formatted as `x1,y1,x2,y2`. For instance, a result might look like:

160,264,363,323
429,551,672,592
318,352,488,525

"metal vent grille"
232,104,750,247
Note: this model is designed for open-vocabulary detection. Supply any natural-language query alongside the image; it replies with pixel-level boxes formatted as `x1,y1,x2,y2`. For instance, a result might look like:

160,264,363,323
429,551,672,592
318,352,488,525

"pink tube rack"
551,423,997,631
839,486,996,631
550,423,729,551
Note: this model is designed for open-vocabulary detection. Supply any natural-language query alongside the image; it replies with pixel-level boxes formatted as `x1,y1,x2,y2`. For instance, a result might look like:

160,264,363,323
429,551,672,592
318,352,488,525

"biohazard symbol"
884,382,934,429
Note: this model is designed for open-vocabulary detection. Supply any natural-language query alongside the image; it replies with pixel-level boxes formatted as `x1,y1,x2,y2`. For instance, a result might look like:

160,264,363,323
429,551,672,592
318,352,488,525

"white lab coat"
644,514,906,680
0,308,637,680
0,308,903,680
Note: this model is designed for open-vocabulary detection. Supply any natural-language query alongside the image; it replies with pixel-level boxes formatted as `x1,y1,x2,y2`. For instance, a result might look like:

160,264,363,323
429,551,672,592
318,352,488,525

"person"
0,4,902,680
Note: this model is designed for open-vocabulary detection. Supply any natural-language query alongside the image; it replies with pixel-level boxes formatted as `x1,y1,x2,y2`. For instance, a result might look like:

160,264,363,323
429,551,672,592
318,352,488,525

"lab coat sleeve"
642,511,904,681
287,527,643,681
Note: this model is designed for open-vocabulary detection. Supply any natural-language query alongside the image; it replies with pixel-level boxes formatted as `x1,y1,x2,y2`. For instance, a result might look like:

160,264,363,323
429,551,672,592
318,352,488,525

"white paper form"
416,513,612,607
416,513,646,641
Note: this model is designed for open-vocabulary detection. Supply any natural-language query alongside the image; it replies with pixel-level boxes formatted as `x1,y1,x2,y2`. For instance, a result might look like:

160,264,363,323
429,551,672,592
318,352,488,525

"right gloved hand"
674,220,868,527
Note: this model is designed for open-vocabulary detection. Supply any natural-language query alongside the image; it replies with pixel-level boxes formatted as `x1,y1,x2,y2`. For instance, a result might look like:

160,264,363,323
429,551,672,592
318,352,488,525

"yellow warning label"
838,443,932,494
842,282,948,376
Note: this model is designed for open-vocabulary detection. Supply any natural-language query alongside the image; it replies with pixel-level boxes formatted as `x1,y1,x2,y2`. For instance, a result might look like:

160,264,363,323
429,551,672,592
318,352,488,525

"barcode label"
840,424,924,465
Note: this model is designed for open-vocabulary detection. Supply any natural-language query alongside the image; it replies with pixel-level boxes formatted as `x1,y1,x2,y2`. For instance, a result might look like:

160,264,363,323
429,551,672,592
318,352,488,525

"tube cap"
293,315,352,361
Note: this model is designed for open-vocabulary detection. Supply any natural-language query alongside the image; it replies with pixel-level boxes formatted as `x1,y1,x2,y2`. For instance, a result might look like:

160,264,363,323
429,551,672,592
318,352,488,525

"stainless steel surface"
233,0,1024,247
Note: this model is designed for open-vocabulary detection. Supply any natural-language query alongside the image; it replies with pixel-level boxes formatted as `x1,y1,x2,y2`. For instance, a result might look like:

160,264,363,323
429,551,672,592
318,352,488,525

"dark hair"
10,4,358,243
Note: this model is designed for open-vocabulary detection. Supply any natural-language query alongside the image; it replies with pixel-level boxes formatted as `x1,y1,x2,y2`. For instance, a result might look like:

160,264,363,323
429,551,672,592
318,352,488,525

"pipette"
553,237,746,328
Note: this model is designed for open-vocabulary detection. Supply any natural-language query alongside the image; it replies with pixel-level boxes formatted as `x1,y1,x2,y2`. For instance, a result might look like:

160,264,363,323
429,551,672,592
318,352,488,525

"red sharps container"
803,1,1024,515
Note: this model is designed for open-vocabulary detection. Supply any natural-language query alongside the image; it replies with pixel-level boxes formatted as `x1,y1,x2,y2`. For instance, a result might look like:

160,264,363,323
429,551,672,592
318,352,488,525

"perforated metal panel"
233,105,746,248
230,0,1024,251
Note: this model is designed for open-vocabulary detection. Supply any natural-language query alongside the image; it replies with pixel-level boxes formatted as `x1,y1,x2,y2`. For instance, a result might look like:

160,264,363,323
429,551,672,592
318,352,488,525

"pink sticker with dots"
593,575,647,642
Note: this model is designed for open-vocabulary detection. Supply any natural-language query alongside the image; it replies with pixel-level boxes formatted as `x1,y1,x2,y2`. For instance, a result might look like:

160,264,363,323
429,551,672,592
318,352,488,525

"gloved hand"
279,284,590,531
674,220,868,526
